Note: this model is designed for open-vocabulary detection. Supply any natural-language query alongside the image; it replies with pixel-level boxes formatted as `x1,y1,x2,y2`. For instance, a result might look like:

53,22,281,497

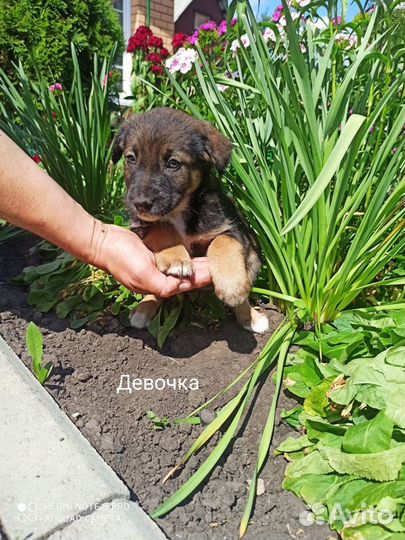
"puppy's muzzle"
133,198,153,213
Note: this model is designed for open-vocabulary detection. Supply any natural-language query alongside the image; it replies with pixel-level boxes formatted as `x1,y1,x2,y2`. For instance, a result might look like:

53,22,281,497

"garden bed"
0,236,335,540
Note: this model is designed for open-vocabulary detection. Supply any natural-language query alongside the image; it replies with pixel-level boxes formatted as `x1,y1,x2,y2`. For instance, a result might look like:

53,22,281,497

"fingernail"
179,282,192,292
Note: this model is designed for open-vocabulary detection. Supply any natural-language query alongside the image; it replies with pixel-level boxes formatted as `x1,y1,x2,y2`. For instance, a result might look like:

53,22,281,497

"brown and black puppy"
112,107,269,333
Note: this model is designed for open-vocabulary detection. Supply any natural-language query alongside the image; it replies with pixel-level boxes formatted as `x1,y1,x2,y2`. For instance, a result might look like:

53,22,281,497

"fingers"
144,257,212,298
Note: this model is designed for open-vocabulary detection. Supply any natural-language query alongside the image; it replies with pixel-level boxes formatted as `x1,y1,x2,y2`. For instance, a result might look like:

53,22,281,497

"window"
112,0,132,98
194,11,210,29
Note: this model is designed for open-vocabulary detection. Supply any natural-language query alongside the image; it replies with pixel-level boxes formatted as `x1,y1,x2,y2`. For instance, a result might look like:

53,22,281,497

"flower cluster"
127,25,169,76
172,32,188,50
187,17,237,46
49,82,63,92
165,47,198,74
334,32,358,48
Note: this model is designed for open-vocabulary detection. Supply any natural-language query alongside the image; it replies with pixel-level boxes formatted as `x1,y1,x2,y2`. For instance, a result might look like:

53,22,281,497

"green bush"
0,0,123,90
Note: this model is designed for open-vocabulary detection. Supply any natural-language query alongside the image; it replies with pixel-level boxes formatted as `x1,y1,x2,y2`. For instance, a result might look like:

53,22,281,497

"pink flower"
231,18,238,26
218,20,227,35
369,125,375,133
32,154,41,164
49,82,63,92
199,20,217,32
332,16,342,25
188,31,199,45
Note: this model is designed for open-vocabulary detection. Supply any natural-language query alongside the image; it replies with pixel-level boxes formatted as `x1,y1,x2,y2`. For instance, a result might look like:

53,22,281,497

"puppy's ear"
201,123,232,173
111,122,129,164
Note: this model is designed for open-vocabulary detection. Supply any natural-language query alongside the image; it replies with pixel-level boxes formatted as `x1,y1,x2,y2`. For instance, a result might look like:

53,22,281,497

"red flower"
150,64,164,76
145,52,162,63
149,35,164,48
160,47,169,58
172,32,187,49
127,25,153,52
32,154,41,164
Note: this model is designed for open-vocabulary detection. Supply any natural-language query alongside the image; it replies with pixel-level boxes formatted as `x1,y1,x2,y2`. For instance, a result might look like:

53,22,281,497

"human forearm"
0,130,97,264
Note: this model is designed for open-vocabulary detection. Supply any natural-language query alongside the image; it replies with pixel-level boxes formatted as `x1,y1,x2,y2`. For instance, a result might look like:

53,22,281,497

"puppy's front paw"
130,296,162,329
130,310,150,329
155,249,194,278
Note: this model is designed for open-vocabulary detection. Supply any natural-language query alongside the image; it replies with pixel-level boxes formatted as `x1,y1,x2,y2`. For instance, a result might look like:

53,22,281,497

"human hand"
90,223,212,297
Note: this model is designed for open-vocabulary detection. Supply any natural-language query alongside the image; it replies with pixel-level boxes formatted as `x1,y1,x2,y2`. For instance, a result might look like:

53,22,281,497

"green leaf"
341,523,405,540
342,410,394,454
282,115,366,234
157,300,183,348
285,450,333,478
26,322,43,368
276,434,314,453
319,445,405,481
304,378,334,417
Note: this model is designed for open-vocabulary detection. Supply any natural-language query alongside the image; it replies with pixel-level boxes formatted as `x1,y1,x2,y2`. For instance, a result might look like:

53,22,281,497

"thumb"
144,265,192,298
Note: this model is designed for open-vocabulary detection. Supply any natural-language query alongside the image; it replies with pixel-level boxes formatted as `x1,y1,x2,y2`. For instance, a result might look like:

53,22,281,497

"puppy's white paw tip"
130,311,149,329
246,312,269,334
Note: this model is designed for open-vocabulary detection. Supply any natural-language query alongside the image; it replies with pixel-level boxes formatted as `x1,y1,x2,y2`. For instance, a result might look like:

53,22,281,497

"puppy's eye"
167,158,181,170
125,153,136,165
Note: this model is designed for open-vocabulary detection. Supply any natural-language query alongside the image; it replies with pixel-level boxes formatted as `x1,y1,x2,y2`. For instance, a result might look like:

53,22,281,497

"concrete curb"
0,336,167,540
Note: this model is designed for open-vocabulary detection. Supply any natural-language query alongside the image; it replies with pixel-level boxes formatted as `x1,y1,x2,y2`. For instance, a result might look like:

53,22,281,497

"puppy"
112,108,269,333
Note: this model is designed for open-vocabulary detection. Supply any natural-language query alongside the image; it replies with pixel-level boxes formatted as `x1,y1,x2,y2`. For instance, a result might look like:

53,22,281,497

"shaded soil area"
0,237,336,540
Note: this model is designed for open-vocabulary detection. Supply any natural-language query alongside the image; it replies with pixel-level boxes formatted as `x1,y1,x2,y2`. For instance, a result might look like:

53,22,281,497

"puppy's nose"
134,199,153,213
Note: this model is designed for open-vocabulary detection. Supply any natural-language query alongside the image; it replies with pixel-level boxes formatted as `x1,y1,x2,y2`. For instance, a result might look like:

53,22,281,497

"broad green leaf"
276,435,314,453
341,523,405,540
342,410,393,454
285,450,333,479
319,445,405,481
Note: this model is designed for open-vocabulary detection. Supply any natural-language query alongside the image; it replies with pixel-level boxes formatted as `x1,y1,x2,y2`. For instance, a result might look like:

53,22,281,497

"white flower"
165,47,198,74
307,17,329,31
263,27,276,42
216,83,229,92
230,39,239,52
298,0,310,6
279,15,287,26
300,43,307,53
230,34,250,52
291,11,300,20
334,32,358,49
241,34,250,47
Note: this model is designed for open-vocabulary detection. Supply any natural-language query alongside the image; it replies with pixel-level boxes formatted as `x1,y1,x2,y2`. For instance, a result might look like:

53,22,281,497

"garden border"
0,336,166,540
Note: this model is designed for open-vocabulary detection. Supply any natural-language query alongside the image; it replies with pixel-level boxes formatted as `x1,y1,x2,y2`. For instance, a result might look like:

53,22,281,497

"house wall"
175,0,225,34
131,0,174,47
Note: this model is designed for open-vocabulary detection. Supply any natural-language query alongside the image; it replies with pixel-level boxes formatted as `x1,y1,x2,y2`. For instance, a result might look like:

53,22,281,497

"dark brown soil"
0,237,336,540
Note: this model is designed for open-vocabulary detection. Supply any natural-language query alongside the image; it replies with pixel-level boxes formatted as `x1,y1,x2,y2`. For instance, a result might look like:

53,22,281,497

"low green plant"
279,311,405,540
25,321,52,384
0,44,124,215
146,410,201,431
